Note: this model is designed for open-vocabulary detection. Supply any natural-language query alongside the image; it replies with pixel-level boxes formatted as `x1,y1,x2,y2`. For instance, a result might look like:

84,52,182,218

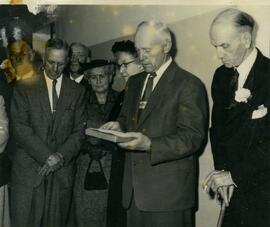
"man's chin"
223,62,233,68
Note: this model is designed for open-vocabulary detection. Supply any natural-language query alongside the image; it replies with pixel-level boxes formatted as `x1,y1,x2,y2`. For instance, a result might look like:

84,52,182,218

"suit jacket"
118,61,208,211
10,72,86,188
210,49,270,225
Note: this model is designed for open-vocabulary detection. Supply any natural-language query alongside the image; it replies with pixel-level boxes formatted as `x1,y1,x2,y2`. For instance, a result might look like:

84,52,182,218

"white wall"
55,5,270,227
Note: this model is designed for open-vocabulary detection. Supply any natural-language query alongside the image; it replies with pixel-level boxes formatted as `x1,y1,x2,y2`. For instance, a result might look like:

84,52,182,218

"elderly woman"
0,96,10,227
74,60,119,227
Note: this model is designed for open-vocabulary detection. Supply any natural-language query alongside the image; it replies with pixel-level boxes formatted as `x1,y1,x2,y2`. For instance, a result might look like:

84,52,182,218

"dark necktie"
52,79,58,114
227,68,239,109
142,72,157,102
137,72,157,121
230,68,239,93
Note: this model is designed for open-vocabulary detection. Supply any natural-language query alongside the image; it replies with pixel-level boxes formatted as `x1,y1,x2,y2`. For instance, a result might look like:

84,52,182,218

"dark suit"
10,72,86,227
210,49,270,227
118,61,208,226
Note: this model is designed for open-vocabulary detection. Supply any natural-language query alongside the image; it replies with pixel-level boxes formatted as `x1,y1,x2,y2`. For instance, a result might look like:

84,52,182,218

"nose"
96,75,101,84
53,63,59,71
216,46,225,59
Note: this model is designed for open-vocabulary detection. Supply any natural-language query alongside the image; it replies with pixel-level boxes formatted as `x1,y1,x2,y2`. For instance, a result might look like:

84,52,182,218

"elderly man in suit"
68,42,91,87
10,38,86,227
102,21,208,227
204,9,270,227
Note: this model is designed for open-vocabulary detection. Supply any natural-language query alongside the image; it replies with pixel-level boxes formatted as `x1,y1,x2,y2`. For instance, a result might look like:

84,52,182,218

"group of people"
0,7,269,227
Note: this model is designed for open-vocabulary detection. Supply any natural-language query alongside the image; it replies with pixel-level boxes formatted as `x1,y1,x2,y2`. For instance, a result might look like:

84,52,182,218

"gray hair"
211,8,256,34
136,20,172,43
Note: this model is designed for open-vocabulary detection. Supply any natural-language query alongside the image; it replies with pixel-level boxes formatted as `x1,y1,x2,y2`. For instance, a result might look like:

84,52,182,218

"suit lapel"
225,50,263,123
53,76,72,133
136,62,176,129
38,74,53,124
130,73,147,128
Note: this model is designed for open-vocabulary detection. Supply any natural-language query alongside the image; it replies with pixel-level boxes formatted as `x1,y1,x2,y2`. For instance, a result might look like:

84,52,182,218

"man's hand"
38,152,64,176
100,121,122,131
118,132,151,151
203,170,236,207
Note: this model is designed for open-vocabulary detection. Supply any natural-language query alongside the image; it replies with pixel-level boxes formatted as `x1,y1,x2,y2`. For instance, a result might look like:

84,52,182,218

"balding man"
102,21,208,227
204,8,270,227
68,42,91,87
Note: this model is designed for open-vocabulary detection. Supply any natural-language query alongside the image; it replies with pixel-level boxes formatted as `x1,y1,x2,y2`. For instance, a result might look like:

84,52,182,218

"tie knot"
149,72,157,79
53,79,57,86
234,68,239,77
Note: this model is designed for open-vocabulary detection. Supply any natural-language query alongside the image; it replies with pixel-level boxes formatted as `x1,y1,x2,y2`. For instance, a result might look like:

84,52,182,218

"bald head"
136,21,172,44
210,9,256,68
135,20,172,73
211,8,255,35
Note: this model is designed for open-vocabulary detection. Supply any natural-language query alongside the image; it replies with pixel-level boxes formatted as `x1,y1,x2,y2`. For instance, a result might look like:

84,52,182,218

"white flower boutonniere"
235,88,251,103
252,105,268,119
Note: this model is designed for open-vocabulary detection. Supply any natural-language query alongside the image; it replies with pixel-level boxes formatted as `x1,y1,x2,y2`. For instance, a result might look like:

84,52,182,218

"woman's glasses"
117,59,136,69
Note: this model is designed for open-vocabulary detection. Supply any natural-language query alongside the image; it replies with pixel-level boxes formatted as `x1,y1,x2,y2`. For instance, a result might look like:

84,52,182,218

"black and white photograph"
0,1,270,227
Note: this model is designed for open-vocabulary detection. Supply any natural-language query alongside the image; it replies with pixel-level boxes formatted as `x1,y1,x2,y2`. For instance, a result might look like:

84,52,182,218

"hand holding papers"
85,128,135,143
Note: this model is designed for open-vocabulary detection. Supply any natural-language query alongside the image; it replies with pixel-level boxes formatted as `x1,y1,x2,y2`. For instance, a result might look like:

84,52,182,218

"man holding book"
101,20,208,227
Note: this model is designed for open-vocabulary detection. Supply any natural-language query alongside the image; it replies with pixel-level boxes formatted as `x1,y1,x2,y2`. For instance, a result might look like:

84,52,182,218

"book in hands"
85,128,135,143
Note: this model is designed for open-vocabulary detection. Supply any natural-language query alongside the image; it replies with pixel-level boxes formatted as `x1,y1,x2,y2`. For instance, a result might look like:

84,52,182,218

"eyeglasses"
117,59,136,69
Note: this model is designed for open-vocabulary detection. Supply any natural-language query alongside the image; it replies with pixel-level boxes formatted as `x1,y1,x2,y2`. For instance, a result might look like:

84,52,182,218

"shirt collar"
70,74,84,83
155,57,172,77
44,71,63,84
236,48,257,76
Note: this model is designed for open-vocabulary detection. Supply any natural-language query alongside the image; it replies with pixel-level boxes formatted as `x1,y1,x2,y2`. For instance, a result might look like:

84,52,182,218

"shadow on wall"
170,31,178,60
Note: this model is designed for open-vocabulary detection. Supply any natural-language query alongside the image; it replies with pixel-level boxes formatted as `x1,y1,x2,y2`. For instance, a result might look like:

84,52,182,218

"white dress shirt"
70,74,84,83
236,48,257,89
44,71,63,112
141,57,172,98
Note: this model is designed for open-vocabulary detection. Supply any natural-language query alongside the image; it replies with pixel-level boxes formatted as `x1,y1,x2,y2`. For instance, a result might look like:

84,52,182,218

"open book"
85,128,135,143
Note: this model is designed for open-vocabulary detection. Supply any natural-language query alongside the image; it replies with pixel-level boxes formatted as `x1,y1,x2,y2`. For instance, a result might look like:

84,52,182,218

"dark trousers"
127,196,194,227
11,174,72,227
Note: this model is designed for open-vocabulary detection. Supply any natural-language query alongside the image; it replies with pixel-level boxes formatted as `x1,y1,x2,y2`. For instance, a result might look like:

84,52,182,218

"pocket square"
252,104,268,119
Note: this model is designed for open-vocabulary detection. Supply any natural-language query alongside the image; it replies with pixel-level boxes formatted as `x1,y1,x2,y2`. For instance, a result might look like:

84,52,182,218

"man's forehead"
47,49,68,60
135,26,162,48
71,45,87,54
210,23,239,42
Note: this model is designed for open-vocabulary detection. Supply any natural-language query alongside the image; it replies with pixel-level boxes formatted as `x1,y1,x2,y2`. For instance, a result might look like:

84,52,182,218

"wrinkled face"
85,66,112,94
210,23,250,68
115,51,141,80
70,45,88,73
44,48,68,80
135,26,167,73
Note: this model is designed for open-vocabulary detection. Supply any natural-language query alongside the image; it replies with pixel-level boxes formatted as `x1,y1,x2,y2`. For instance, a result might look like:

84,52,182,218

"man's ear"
163,39,172,54
242,32,252,49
